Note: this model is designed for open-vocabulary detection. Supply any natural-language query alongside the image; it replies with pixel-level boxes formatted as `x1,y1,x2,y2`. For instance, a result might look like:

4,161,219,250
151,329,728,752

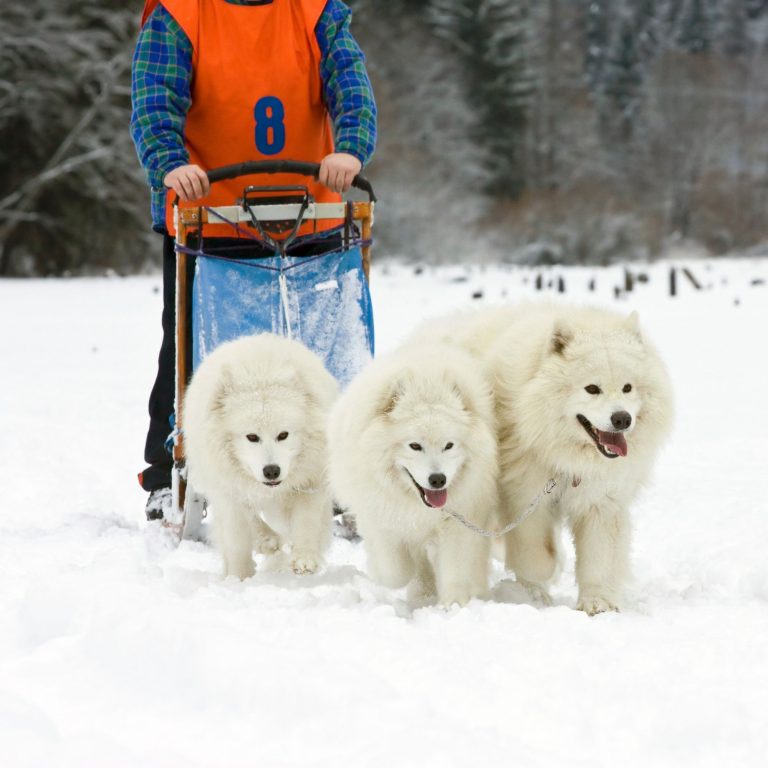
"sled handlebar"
206,160,376,202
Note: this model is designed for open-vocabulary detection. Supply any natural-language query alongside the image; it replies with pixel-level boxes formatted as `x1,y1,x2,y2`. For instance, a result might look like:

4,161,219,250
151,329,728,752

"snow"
1,257,767,767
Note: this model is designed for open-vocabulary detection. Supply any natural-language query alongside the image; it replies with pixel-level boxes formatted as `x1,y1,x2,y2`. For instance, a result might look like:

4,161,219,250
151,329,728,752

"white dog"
415,304,673,614
328,343,498,607
183,333,337,579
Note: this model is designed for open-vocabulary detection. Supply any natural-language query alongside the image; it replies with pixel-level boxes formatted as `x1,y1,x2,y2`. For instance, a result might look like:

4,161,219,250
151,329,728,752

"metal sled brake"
167,160,376,540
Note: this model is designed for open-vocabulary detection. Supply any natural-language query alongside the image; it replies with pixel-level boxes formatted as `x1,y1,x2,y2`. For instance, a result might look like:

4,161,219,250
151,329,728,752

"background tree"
676,0,712,53
2,0,768,272
426,0,536,198
0,0,148,276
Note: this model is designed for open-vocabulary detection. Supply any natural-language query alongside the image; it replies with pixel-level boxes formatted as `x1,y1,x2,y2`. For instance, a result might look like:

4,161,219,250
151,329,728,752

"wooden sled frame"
165,161,375,539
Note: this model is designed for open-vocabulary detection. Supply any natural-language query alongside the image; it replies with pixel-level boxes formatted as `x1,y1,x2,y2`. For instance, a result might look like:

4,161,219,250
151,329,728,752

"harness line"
438,477,562,538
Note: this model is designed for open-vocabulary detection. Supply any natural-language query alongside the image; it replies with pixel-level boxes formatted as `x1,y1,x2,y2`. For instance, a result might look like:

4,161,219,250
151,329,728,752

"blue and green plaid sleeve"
317,0,377,167
130,5,192,231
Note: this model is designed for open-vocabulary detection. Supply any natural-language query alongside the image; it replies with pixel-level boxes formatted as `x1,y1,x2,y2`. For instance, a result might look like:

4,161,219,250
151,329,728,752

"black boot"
145,487,172,521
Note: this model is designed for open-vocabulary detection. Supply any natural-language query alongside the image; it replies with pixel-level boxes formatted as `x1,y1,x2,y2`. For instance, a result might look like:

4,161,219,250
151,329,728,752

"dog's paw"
407,578,437,605
291,552,320,575
577,594,620,616
438,584,475,608
519,579,553,607
224,558,255,581
256,534,282,555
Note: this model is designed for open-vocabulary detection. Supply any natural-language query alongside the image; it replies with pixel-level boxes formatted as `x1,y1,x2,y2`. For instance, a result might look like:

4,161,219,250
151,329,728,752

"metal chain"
439,477,561,538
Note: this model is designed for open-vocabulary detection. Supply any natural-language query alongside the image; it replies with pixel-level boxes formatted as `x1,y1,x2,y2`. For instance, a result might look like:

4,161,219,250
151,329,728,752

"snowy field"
1,256,767,767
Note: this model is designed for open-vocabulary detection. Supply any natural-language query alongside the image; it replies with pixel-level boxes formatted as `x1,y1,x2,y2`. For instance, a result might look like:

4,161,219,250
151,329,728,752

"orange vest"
143,0,340,237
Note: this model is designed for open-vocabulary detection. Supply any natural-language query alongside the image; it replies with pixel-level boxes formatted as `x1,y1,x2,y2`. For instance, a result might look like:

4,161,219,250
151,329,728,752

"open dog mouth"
577,414,628,459
403,468,448,509
262,480,282,487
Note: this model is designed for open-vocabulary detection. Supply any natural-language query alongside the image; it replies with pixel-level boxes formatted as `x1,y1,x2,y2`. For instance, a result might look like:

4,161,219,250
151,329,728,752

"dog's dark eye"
444,442,454,451
246,434,261,443
276,431,289,441
409,443,422,451
584,385,602,395
623,383,632,393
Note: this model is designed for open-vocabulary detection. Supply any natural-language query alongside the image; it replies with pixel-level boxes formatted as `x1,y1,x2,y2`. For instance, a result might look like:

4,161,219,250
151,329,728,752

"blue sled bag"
191,244,374,389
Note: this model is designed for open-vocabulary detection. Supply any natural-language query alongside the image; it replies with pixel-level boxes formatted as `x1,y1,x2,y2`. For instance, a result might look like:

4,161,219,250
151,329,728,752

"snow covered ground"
1,256,767,767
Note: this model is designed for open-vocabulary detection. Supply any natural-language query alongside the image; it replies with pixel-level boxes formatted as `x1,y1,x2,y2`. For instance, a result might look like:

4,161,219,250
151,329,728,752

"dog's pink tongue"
597,430,628,457
425,489,448,508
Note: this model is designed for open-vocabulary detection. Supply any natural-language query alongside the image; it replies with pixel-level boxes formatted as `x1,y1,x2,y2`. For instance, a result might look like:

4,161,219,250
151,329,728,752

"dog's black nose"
263,464,281,480
428,473,446,489
611,411,632,430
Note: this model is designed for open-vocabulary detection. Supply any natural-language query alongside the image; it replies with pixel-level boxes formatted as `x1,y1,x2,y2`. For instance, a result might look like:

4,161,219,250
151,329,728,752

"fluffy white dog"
328,343,498,607
415,304,673,614
183,333,337,579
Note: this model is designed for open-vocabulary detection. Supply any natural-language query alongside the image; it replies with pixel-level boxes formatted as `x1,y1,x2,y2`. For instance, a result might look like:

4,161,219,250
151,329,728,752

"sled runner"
167,160,376,540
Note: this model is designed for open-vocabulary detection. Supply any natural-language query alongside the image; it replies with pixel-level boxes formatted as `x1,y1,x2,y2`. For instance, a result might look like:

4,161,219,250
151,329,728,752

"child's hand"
163,164,211,201
319,153,362,194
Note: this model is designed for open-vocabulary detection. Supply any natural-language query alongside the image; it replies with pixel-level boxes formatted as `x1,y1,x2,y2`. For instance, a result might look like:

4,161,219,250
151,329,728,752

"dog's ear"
550,321,573,355
451,380,478,417
376,379,405,417
212,365,235,411
290,368,338,413
625,311,642,341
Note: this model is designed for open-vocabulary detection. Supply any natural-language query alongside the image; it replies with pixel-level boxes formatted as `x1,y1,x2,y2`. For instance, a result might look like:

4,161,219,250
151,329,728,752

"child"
130,0,376,520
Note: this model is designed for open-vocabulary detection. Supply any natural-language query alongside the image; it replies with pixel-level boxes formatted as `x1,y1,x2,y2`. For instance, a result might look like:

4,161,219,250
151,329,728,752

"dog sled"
166,160,376,540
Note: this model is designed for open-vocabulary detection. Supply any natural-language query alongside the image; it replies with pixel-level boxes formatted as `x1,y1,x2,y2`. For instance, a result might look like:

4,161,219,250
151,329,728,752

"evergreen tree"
601,15,644,142
661,0,687,26
427,0,536,198
677,0,712,52
585,0,611,92
634,0,664,60
718,0,750,56
0,0,146,276
746,0,768,19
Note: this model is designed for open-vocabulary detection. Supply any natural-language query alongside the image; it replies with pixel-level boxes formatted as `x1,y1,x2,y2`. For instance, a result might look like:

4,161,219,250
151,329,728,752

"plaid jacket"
130,0,377,231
